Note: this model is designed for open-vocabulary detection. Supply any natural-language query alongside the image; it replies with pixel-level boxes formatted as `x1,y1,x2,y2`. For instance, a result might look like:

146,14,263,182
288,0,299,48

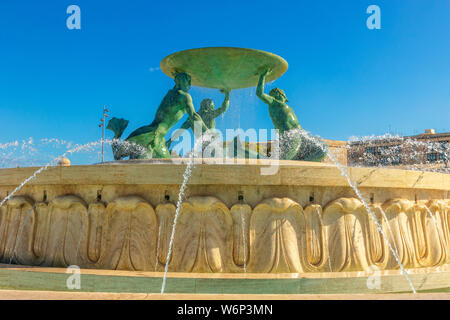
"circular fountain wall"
0,159,448,275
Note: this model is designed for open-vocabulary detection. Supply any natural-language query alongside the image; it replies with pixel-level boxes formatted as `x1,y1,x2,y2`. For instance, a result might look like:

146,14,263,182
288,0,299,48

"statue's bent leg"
125,129,170,159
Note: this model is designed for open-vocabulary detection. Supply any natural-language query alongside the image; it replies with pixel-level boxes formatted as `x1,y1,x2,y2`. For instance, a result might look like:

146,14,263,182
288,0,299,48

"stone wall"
1,194,448,273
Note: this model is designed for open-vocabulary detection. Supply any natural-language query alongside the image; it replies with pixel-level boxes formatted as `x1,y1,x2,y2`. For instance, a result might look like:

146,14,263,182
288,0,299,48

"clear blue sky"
1,1,449,163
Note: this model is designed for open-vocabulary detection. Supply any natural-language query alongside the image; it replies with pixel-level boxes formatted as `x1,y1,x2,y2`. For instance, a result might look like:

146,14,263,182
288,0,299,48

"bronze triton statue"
107,72,208,159
166,89,230,151
106,47,327,162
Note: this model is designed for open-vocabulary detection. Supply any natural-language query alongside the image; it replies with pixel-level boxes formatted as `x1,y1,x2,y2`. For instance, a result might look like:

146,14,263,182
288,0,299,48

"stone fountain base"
0,160,449,277
0,264,449,295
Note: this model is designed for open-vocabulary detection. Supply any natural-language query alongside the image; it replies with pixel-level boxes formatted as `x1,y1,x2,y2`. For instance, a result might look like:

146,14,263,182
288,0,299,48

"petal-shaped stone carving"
96,196,157,271
0,196,36,265
428,200,449,264
155,202,176,270
248,198,306,273
447,200,450,252
32,202,49,264
447,199,450,262
0,205,5,258
365,205,388,269
382,200,417,269
168,196,236,273
43,195,89,267
410,203,447,267
231,203,251,269
303,205,327,271
0,191,448,274
323,198,369,272
86,203,105,264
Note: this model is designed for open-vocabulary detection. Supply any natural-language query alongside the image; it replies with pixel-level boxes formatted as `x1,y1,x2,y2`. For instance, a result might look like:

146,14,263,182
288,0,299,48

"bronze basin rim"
160,46,289,89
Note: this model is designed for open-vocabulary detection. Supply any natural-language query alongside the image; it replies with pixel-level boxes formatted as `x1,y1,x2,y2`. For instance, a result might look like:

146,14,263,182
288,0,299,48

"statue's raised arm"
212,89,231,118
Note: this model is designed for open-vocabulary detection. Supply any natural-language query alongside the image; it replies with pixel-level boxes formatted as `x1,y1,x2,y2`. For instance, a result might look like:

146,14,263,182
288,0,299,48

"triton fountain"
0,47,449,296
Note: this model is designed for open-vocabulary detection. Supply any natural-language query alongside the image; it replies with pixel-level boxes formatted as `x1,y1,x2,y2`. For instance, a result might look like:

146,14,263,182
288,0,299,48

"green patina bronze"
223,136,262,159
107,72,208,160
107,47,326,161
165,88,264,159
160,47,288,89
166,89,231,151
256,69,328,161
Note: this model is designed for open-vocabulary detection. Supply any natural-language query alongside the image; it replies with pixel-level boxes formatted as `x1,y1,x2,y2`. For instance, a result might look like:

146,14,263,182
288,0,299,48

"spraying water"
350,133,448,250
160,134,213,294
288,129,417,293
0,162,56,209
347,134,450,174
160,153,195,293
424,206,446,245
0,139,145,210
377,205,399,255
0,137,75,168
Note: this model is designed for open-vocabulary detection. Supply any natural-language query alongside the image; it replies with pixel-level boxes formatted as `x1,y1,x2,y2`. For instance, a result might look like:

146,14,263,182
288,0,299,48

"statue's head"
269,88,288,103
199,99,215,113
174,72,191,90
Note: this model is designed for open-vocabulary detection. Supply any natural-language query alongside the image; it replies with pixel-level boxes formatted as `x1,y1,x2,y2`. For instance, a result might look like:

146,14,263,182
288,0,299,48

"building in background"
194,129,448,171
347,129,449,171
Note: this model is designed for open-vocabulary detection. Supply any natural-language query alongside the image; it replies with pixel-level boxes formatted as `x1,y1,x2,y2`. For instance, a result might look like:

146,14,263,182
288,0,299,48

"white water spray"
377,205,399,255
0,139,145,210
160,135,212,294
292,129,417,293
160,153,195,293
424,206,446,244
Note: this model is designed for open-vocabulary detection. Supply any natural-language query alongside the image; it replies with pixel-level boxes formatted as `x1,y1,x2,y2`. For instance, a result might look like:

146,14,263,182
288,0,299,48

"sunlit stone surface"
0,160,448,273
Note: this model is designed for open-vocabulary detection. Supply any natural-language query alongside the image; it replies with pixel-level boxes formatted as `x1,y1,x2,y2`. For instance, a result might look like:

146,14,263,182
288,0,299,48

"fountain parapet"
0,160,448,276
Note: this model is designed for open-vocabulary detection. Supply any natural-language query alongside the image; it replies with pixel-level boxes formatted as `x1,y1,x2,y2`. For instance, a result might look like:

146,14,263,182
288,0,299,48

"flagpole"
99,105,109,163
102,105,105,163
